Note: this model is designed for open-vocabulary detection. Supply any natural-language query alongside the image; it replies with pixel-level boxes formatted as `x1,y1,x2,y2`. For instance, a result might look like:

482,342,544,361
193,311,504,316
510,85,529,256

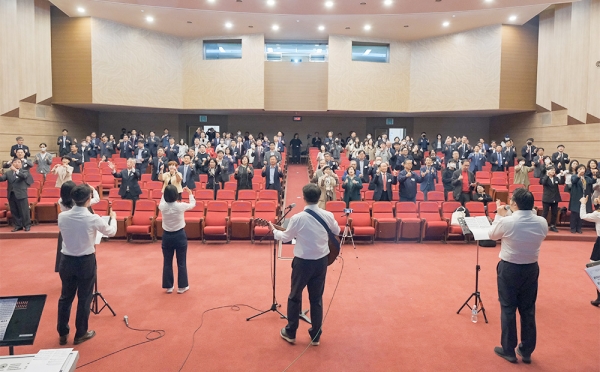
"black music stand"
0,295,46,355
455,217,488,323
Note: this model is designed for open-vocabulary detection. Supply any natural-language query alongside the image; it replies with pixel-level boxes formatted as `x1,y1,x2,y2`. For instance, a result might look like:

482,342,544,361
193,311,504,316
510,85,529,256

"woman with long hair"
177,139,188,160
342,166,362,207
364,138,376,161
159,185,195,294
206,158,222,199
234,155,253,198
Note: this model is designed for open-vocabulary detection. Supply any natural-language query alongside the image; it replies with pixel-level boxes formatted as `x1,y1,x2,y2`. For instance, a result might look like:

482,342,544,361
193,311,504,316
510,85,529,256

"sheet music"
585,263,600,292
26,348,73,372
0,298,17,341
95,216,112,244
464,216,492,241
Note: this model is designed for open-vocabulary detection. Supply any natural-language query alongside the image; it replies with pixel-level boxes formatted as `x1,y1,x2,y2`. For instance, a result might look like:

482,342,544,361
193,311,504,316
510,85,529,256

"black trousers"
378,192,391,202
9,194,30,228
135,163,148,175
162,229,189,289
286,256,328,342
497,260,539,358
570,211,582,233
57,254,96,338
457,192,471,206
542,202,558,226
122,193,139,212
591,236,600,261
55,232,63,273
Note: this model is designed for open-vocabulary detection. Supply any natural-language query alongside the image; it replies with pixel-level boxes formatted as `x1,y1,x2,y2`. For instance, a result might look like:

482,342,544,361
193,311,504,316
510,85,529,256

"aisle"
283,164,310,218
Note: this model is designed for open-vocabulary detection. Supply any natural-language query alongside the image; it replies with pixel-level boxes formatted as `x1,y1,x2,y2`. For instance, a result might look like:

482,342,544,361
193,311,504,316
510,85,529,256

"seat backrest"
509,184,525,192
111,199,133,213
135,199,156,213
206,200,229,212
132,210,154,225
441,202,462,217
258,190,278,201
93,200,109,213
559,192,570,202
224,182,237,191
205,201,229,226
371,202,393,215
491,178,507,187
475,171,491,180
84,167,100,174
141,174,152,182
195,189,215,201
145,181,163,190
85,174,101,183
237,190,257,201
27,188,39,199
325,201,346,212
108,188,120,199
419,201,440,214
427,191,445,202
254,200,277,213
150,189,162,200
395,202,417,214
532,192,543,201
230,201,252,215
363,190,374,201
71,174,83,183
139,189,149,199
217,190,235,200
529,185,543,193
40,188,60,199
465,202,486,215
349,201,370,213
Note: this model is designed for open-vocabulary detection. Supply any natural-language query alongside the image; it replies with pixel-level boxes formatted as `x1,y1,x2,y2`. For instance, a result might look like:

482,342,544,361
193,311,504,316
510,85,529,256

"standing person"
151,148,168,182
521,138,537,167
178,155,196,191
66,145,83,174
165,138,179,163
159,161,183,194
540,167,564,232
117,135,134,159
134,140,150,175
205,158,221,199
262,155,283,193
551,144,570,171
0,159,33,231
270,183,340,346
57,129,72,157
417,132,429,153
34,143,53,180
109,159,142,208
342,166,362,207
57,185,117,346
195,145,210,175
579,195,600,306
396,159,422,202
442,161,457,201
89,132,100,159
177,139,188,161
420,157,437,201
146,131,160,158
490,145,506,172
569,165,593,234
10,137,30,159
488,189,548,364
290,133,302,164
99,135,113,159
370,162,394,202
513,158,534,187
317,166,338,209
468,145,486,174
452,160,476,205
161,128,171,148
51,157,74,187
107,135,117,157
234,156,253,198
532,148,545,178
55,182,100,272
159,185,195,294
312,132,322,148
216,150,231,189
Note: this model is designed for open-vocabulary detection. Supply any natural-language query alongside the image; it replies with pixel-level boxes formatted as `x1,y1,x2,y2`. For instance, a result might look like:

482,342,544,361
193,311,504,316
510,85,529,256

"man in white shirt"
579,195,600,307
57,185,117,346
269,183,340,346
488,188,548,364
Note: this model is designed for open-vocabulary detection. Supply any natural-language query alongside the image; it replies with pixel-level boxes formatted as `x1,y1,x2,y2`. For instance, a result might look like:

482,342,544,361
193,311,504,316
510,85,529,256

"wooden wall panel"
552,4,571,110
588,0,600,120
50,7,92,104
35,0,52,103
536,8,554,110
0,0,19,115
264,62,328,112
567,0,591,123
499,24,538,110
17,0,36,103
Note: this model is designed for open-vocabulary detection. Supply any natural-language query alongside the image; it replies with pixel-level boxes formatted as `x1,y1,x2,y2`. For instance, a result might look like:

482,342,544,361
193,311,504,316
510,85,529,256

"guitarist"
268,183,341,347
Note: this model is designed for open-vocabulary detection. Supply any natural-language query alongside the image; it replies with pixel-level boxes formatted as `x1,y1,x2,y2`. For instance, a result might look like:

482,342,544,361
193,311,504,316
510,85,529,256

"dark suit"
0,169,33,228
113,169,142,209
569,175,593,233
89,138,100,158
151,156,168,182
253,147,265,168
370,171,395,201
540,174,564,227
354,159,371,184
532,156,546,178
57,136,72,156
133,148,150,175
490,152,506,172
342,175,362,206
66,152,83,173
178,164,196,190
194,153,210,175
146,136,160,157
232,143,245,162
10,145,30,158
165,145,179,162
117,141,134,159
551,152,570,171
262,165,284,192
441,144,455,162
456,143,471,160
99,141,113,159
503,147,517,168
451,169,476,205
397,170,422,202
468,152,486,173
521,145,537,166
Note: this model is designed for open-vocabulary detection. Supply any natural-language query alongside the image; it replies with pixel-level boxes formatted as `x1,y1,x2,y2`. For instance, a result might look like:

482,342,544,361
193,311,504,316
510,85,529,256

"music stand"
0,295,46,355
455,217,488,323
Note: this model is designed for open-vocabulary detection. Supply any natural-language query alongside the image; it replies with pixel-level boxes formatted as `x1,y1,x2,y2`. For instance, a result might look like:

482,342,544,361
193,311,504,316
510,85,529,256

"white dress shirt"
159,195,196,232
272,204,340,260
580,205,600,236
488,210,548,264
58,188,100,212
58,206,117,256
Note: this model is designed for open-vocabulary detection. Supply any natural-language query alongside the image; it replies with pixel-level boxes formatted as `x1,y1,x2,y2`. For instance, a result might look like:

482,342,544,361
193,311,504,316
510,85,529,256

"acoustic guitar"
254,218,340,266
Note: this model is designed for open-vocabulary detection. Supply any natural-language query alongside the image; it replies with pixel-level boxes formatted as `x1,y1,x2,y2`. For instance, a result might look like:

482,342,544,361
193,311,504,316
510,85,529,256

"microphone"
286,203,296,210
124,315,129,327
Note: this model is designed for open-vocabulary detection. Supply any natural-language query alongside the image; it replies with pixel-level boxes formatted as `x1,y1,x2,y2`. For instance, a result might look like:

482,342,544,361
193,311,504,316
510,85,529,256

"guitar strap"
304,209,341,250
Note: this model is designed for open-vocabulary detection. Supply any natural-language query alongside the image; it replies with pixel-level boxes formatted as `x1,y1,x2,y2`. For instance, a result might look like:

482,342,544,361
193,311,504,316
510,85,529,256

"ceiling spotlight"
384,0,393,5
77,7,85,13
225,22,233,28
509,15,517,21
364,24,371,30
325,1,334,8
266,0,275,6
318,25,325,31
207,0,215,2
272,24,279,30
485,0,493,2
146,16,154,23
442,21,450,27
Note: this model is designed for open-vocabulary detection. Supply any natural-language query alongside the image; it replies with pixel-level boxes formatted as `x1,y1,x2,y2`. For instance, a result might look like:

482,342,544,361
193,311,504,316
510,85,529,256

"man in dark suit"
3,149,33,171
0,159,33,231
165,138,179,163
129,129,138,147
370,162,395,202
452,160,476,205
456,137,472,161
110,159,142,207
233,137,245,162
521,138,537,167
312,132,322,148
179,154,196,190
253,140,265,168
57,129,72,157
441,138,455,162
540,166,564,232
80,138,92,164
146,131,160,157
212,132,221,149
490,145,506,172
66,145,83,174
468,145,486,173
353,151,371,184
551,144,570,171
99,135,113,160
116,135,134,159
10,137,30,159
532,148,545,178
262,155,284,193
194,145,210,175
396,159,422,202
89,132,100,159
503,140,517,169
133,140,150,175
161,129,171,148
151,148,168,181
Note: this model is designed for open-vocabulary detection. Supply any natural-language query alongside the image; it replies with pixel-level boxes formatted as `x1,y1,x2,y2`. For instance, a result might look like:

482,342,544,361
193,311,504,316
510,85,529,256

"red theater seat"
34,188,60,223
371,202,398,241
229,201,253,239
252,201,278,243
184,202,205,240
203,201,229,243
395,202,422,242
465,202,487,217
419,202,449,242
126,200,157,242
326,201,348,233
93,200,109,217
111,199,133,238
348,201,375,243
441,202,464,240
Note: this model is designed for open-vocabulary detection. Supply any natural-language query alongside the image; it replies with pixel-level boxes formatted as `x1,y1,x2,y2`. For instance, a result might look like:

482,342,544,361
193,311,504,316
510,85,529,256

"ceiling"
48,0,572,41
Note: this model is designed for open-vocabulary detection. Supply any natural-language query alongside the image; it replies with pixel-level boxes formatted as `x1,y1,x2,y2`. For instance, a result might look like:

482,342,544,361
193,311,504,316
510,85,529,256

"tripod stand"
91,276,116,316
247,206,295,322
340,213,358,258
456,229,488,323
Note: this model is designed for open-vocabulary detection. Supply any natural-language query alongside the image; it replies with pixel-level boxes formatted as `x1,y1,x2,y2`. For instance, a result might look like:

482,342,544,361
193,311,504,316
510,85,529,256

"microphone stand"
247,205,295,322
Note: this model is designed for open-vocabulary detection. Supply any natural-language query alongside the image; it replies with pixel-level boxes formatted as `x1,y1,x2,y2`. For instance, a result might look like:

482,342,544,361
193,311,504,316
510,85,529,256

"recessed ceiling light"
225,22,233,28
267,48,273,52
272,24,279,30
485,0,493,2
207,0,215,2
325,1,334,8
77,7,85,13
318,25,325,31
364,24,371,30
452,14,456,17
442,21,450,27
509,15,517,21
146,16,154,23
384,0,393,5
266,0,275,6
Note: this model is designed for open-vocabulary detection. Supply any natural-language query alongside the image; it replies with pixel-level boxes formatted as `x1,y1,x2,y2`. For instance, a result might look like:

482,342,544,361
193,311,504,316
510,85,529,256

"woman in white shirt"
159,185,195,294
55,182,100,272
